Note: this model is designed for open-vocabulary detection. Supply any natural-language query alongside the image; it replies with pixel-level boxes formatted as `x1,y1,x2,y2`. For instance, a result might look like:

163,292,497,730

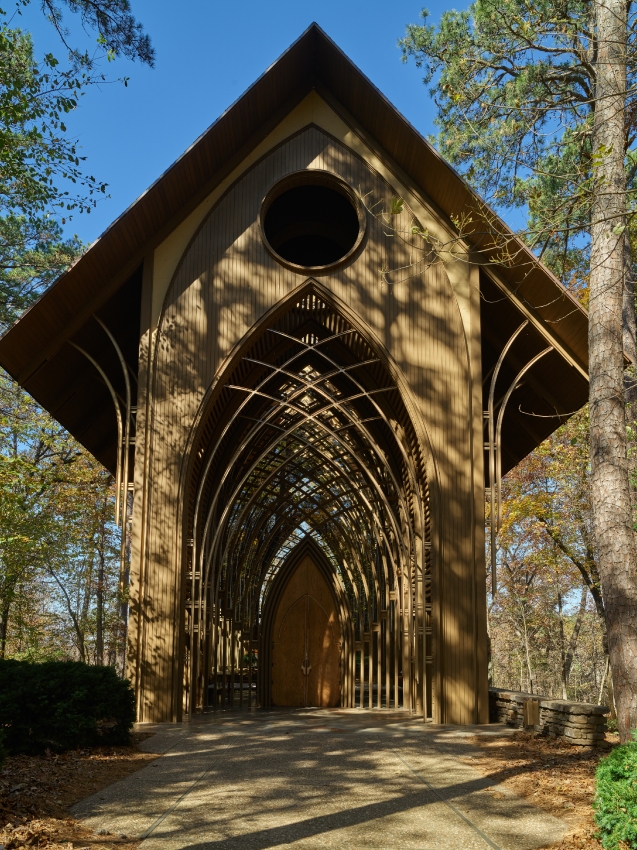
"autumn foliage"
490,408,609,703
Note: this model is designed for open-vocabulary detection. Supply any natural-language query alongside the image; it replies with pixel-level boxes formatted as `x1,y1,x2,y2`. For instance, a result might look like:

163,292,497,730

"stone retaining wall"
489,687,609,746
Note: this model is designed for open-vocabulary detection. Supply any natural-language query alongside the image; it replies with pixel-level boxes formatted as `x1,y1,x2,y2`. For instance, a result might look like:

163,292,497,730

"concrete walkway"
72,710,567,850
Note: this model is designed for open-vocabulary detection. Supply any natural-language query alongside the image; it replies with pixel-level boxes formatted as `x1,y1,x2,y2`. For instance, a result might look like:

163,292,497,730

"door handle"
301,661,312,676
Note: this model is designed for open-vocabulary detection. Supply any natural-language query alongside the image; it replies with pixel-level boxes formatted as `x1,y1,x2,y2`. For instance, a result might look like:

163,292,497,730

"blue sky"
23,0,458,247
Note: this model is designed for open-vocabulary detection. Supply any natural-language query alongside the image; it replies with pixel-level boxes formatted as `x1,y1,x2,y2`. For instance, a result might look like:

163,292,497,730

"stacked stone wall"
489,687,608,746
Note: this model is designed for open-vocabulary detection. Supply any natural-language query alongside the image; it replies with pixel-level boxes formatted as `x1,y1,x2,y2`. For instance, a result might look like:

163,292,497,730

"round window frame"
259,170,367,274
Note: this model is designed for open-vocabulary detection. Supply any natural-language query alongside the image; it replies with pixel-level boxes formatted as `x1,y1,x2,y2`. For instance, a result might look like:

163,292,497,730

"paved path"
72,710,567,850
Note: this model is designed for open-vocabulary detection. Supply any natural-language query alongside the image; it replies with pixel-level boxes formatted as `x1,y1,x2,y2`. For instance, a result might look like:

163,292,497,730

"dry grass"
0,734,158,850
463,730,621,849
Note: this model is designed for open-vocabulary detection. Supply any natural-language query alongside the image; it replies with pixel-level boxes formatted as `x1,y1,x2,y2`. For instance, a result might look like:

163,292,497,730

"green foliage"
0,728,6,767
489,407,609,702
0,1,153,218
0,19,106,217
401,1,599,200
0,0,153,331
0,215,82,331
0,659,134,754
0,17,89,329
37,0,155,68
594,735,637,849
0,1,146,662
0,371,82,653
399,0,637,287
0,370,122,663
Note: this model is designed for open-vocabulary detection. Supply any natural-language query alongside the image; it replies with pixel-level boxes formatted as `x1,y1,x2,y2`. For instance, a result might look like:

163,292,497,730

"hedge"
0,659,135,755
594,735,637,849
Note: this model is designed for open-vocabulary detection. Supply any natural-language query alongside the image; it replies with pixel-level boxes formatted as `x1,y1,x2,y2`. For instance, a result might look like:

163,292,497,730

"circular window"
260,171,366,272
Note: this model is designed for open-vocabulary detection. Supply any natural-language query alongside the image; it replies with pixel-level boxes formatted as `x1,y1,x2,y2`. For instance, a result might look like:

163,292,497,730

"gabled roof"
0,23,589,474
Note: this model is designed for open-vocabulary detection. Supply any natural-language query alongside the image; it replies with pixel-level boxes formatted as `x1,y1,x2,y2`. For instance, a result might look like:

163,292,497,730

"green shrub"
594,734,637,849
0,660,135,755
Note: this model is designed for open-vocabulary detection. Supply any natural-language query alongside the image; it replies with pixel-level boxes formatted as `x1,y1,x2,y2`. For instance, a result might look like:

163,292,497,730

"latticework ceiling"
184,289,432,711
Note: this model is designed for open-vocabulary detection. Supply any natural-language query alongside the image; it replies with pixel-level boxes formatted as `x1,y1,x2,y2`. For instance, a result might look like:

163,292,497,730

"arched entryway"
182,282,434,716
268,551,341,708
259,538,352,707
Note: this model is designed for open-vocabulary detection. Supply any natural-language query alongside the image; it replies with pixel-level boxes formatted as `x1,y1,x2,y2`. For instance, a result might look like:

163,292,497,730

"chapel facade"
0,25,589,724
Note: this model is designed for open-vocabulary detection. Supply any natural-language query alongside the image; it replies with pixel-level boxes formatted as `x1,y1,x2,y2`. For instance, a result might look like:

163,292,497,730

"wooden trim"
482,266,588,380
0,24,587,394
470,261,489,724
128,255,154,720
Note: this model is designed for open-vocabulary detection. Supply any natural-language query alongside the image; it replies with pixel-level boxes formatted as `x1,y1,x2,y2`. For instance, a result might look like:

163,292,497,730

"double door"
271,556,341,707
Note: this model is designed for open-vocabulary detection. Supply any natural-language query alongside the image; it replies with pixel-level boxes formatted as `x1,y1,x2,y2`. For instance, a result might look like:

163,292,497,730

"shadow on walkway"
72,709,567,850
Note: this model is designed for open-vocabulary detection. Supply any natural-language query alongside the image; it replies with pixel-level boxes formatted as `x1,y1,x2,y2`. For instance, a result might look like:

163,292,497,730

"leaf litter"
462,729,622,850
0,733,158,850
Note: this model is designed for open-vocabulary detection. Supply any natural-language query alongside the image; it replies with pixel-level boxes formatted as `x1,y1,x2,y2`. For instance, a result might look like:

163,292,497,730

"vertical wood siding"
131,126,486,724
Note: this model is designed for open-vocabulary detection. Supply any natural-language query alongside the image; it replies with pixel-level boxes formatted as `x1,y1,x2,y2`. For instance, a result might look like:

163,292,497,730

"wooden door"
271,556,341,707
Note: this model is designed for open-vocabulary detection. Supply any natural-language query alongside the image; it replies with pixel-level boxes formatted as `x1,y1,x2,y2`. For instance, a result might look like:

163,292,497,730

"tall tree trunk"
80,557,94,659
623,232,637,383
118,490,132,677
521,605,534,693
0,605,9,658
599,655,610,705
560,585,588,699
558,591,567,698
96,523,106,666
608,668,617,719
47,565,87,662
590,0,637,742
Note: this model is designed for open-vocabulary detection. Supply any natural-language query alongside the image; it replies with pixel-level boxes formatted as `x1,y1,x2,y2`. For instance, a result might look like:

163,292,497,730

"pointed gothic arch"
0,26,592,728
259,536,353,707
180,280,435,716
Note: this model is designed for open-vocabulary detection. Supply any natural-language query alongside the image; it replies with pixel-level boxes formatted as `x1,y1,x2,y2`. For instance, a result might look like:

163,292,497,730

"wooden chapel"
0,24,589,724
